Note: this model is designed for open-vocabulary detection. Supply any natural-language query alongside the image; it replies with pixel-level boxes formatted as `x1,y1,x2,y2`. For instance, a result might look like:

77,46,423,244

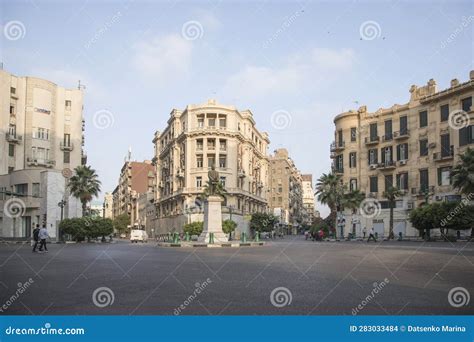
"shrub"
183,221,204,236
222,219,237,234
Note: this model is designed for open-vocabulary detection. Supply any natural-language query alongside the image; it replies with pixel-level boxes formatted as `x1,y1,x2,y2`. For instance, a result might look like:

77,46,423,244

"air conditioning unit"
369,164,377,170
399,160,407,166
435,195,443,201
407,202,414,210
428,143,436,149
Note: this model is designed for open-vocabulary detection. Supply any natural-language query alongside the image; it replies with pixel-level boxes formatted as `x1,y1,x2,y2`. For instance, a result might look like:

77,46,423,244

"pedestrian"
38,224,49,253
367,227,377,242
318,229,324,241
32,224,40,252
362,227,367,239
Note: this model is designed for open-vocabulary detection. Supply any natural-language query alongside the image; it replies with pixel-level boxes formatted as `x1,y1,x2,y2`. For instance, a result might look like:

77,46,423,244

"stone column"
198,195,228,243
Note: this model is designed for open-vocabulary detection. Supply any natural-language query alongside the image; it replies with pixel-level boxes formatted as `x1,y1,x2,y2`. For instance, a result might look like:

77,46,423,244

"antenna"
78,80,86,90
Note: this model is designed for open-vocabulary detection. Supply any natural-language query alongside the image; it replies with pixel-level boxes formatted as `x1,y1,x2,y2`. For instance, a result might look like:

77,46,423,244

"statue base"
198,195,228,243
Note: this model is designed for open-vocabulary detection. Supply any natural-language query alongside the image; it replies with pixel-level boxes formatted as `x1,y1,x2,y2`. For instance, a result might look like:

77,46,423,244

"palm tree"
383,186,403,240
451,147,474,195
68,165,101,216
342,189,365,237
315,173,344,237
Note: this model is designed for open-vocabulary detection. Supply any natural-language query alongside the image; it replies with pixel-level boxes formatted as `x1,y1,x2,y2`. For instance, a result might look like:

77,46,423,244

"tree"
68,165,101,216
315,173,343,236
93,218,114,242
250,213,278,232
59,218,87,242
183,221,204,236
451,147,474,195
310,221,329,236
222,219,237,235
113,214,130,235
383,186,403,240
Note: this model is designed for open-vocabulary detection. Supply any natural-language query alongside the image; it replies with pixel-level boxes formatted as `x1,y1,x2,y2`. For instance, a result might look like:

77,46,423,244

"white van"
130,229,148,243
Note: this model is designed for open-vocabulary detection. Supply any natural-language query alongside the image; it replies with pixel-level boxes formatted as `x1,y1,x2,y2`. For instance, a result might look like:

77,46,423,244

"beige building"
331,70,474,238
301,174,315,225
112,160,154,224
152,100,270,236
103,192,113,219
268,148,304,227
0,69,85,239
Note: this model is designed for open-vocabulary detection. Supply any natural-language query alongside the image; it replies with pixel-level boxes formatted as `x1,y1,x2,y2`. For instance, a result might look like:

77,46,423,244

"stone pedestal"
198,196,228,243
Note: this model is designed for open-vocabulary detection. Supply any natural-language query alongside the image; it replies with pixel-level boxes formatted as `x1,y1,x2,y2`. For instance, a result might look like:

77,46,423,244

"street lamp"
58,199,67,242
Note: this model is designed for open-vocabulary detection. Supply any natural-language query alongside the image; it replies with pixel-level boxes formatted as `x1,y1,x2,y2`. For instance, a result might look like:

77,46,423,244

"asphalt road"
0,237,473,315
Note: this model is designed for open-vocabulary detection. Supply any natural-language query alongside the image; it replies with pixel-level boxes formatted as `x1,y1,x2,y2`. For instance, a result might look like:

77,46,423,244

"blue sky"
1,0,472,216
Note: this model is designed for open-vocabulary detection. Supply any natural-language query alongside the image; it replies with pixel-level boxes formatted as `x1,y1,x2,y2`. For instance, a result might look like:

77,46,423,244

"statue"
208,165,219,196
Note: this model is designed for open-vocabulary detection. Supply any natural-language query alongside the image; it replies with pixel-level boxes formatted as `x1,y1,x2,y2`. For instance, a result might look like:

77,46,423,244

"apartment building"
268,148,304,228
103,192,113,219
301,174,315,225
331,71,474,238
111,160,154,224
0,69,85,239
152,99,270,235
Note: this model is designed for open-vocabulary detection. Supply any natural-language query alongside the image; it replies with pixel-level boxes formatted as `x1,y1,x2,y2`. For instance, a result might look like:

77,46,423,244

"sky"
1,0,473,216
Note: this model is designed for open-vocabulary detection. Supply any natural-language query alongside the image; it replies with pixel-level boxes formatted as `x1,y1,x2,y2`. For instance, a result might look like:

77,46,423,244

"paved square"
0,237,473,315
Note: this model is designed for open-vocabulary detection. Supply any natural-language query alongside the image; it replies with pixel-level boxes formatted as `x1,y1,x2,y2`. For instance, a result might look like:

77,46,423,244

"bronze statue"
208,165,219,195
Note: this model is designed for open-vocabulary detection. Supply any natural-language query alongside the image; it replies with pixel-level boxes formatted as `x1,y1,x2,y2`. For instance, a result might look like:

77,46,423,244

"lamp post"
58,199,66,241
227,204,235,240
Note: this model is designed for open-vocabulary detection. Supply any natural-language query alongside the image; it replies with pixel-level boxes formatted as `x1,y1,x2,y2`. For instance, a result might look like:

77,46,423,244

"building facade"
0,69,85,239
331,71,474,238
111,160,154,225
103,192,113,219
268,148,304,228
301,174,315,225
152,100,270,236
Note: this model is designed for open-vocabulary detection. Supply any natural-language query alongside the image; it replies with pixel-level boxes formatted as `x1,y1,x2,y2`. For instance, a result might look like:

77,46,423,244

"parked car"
130,230,148,243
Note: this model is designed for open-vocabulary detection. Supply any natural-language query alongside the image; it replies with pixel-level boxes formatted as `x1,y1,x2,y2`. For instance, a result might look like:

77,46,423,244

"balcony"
60,141,74,151
6,133,22,143
394,130,410,140
381,133,393,142
330,141,345,152
411,186,435,196
433,146,454,161
332,167,344,174
26,157,55,168
364,136,380,146
378,160,396,170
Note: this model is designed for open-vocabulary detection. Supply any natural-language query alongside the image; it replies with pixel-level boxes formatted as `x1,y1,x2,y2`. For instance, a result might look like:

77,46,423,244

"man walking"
38,224,49,253
367,227,377,242
32,224,40,252
362,227,367,239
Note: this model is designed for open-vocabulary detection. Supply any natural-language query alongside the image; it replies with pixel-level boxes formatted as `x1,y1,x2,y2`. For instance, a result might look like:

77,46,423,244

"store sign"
35,107,51,114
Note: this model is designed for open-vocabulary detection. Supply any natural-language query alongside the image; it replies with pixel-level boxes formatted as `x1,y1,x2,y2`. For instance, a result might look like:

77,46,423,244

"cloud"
222,48,356,99
131,34,193,83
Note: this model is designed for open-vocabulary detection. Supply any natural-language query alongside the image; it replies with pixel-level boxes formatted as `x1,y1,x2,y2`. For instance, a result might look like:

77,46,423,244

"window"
208,118,216,127
350,179,357,191
440,104,449,122
207,139,215,150
196,176,202,188
337,129,343,146
63,151,70,164
196,155,203,168
219,140,226,151
32,183,40,198
207,155,215,168
8,167,14,174
9,105,15,115
384,120,392,140
15,183,28,195
459,125,474,146
219,116,226,128
369,123,378,140
197,116,204,128
419,169,429,192
419,139,428,156
396,172,408,190
65,100,71,110
10,87,16,94
8,144,15,157
399,116,408,134
220,176,226,187
335,155,343,172
368,148,378,165
64,133,71,146
350,127,357,142
438,167,451,186
381,146,393,164
349,152,357,168
440,134,451,157
369,176,378,193
396,143,409,161
219,155,226,168
461,96,472,112
33,127,49,140
182,121,186,132
384,175,393,192
419,110,428,128
196,139,203,151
